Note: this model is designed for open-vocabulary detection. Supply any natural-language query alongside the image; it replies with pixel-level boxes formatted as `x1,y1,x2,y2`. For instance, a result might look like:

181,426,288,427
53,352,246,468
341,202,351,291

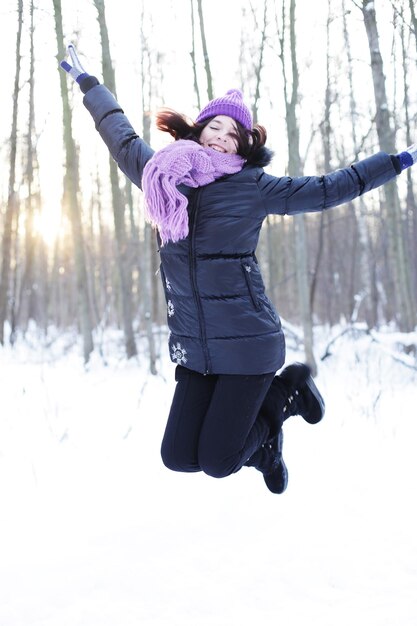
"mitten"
395,143,417,171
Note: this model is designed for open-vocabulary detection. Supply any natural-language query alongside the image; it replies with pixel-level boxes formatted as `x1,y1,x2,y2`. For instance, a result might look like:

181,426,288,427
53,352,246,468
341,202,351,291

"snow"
0,328,417,626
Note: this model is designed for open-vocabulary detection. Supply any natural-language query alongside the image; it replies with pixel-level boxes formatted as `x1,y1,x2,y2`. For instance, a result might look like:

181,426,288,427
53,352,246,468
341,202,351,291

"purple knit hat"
195,89,252,130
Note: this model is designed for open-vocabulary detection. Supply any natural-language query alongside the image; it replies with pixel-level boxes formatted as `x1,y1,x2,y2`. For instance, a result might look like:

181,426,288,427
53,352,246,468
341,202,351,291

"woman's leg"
197,372,275,478
244,363,326,493
160,366,217,472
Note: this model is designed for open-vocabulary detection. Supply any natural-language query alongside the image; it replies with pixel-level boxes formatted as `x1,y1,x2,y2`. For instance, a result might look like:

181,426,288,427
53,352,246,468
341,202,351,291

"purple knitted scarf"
142,139,245,245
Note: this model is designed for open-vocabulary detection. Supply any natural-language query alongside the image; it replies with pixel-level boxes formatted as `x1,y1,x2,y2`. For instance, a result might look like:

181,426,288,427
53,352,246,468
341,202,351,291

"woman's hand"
403,143,417,167
60,44,99,93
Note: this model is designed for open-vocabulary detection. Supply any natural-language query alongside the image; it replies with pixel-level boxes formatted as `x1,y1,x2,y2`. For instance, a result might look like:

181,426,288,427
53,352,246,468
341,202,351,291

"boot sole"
303,376,325,424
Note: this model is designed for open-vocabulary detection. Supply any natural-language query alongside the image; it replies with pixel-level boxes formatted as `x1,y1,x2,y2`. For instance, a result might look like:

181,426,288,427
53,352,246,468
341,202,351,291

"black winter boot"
259,363,325,440
278,363,325,424
262,430,288,495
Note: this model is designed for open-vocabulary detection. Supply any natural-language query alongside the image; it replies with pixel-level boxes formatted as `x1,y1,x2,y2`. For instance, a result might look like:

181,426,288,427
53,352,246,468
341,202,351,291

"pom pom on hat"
195,89,253,130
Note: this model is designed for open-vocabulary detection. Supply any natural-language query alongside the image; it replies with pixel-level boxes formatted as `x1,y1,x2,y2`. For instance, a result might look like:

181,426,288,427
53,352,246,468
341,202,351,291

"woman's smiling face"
199,115,239,154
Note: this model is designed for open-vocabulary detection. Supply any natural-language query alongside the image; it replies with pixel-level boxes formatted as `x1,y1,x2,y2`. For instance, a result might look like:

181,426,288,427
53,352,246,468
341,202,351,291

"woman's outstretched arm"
257,151,400,217
60,44,154,189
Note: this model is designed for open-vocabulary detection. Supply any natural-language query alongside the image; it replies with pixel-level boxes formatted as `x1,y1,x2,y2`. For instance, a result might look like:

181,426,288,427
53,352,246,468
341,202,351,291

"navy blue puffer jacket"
84,85,398,375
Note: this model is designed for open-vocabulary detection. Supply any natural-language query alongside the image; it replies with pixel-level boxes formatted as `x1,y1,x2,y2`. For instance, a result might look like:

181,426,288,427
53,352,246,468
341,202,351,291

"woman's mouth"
208,144,226,153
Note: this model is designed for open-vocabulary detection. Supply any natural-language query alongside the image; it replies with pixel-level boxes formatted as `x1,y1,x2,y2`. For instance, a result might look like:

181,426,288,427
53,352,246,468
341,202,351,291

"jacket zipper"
189,190,211,374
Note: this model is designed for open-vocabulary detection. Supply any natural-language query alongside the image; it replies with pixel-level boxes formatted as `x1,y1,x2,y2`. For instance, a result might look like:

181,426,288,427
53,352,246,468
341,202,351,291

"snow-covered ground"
0,327,416,626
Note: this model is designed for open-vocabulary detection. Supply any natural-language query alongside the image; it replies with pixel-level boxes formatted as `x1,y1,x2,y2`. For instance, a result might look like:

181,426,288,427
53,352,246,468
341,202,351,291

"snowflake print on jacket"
171,342,188,365
167,300,175,317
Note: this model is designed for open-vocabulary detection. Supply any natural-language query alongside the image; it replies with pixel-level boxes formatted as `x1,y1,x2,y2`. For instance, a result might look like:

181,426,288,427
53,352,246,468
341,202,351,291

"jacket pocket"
259,295,281,328
241,262,262,311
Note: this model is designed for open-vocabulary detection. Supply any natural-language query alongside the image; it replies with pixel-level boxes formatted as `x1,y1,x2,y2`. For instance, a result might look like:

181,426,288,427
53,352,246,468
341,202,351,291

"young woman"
61,45,416,494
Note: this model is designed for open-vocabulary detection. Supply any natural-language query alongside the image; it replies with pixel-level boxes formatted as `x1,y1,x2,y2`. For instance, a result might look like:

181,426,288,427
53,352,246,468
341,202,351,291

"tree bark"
0,0,23,344
53,0,94,362
93,0,137,358
280,0,317,374
318,2,338,325
140,5,157,374
399,8,417,303
18,0,44,334
251,0,268,124
342,0,377,327
408,0,417,56
190,0,201,110
196,0,213,100
362,0,415,331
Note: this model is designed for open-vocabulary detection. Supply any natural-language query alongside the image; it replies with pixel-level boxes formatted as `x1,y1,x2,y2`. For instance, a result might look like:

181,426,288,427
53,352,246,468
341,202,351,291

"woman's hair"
155,108,267,163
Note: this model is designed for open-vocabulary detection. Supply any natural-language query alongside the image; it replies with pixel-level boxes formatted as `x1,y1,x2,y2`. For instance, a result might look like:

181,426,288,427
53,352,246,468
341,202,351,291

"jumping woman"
61,44,416,494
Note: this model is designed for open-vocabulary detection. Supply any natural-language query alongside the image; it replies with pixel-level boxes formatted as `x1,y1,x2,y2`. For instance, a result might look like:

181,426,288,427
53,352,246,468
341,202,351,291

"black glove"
60,43,99,94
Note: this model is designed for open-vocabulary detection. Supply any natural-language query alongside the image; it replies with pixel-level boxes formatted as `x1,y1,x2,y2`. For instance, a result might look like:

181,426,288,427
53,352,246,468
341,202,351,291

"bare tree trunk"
409,0,417,55
342,0,377,327
240,2,279,316
53,0,94,362
125,177,141,314
251,0,268,124
318,2,338,324
196,0,213,100
280,0,317,374
0,0,23,345
190,0,201,110
400,8,417,303
9,208,21,345
93,0,137,358
18,0,40,333
84,191,101,331
93,172,113,327
140,4,157,374
362,0,415,332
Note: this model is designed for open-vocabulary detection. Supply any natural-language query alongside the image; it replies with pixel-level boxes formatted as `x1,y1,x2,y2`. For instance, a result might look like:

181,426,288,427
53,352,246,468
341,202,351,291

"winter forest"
1,0,416,369
1,1,417,625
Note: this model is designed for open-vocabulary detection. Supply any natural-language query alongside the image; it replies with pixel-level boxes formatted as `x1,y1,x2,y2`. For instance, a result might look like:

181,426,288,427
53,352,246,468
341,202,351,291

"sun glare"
34,203,63,247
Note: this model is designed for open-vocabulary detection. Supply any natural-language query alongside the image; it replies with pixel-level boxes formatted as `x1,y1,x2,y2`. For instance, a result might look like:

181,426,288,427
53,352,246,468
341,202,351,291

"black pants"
161,366,279,478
